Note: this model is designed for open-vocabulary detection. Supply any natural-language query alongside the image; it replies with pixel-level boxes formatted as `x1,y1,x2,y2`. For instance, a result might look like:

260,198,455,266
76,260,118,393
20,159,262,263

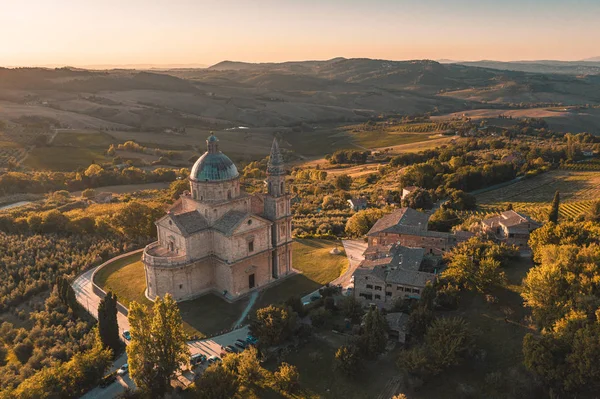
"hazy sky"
1,0,599,67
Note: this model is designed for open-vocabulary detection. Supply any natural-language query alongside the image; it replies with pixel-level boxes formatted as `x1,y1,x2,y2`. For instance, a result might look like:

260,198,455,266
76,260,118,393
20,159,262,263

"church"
142,134,293,302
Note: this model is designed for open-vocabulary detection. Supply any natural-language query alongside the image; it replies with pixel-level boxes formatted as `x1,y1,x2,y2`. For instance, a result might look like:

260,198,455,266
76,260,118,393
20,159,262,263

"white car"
117,364,129,376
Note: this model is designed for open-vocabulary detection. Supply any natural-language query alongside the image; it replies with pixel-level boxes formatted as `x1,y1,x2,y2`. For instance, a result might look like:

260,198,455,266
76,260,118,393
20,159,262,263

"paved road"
300,239,367,303
73,264,250,398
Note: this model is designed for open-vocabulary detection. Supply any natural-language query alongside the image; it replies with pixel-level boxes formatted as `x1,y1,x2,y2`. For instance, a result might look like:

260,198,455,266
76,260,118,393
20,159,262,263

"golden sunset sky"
2,0,599,67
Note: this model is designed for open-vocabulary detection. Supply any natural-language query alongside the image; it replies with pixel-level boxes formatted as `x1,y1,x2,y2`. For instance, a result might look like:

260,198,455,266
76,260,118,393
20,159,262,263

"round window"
247,219,252,225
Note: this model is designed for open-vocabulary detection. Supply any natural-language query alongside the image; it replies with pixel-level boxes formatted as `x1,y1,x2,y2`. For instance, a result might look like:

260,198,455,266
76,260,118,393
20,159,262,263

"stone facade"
481,210,540,248
366,207,458,256
143,135,293,302
353,245,436,309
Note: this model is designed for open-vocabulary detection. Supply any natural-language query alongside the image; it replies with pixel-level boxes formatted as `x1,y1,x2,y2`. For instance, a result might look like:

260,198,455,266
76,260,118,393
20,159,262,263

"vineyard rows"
560,163,600,171
0,147,27,167
463,200,595,223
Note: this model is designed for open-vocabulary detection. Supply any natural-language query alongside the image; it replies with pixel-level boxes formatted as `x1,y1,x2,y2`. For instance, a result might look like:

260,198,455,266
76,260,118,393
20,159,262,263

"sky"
1,0,599,67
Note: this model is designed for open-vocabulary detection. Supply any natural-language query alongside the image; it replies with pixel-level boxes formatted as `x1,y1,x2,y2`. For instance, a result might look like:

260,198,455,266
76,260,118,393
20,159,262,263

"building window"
397,286,404,291
366,284,373,289
359,293,373,300
386,292,392,297
374,286,382,291
412,288,420,294
280,182,284,193
227,190,232,199
248,219,252,225
386,284,391,287
248,241,254,252
179,284,183,289
375,294,381,300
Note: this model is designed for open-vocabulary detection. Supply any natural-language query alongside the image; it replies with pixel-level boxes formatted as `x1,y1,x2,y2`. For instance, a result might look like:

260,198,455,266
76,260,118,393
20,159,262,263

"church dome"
190,134,239,182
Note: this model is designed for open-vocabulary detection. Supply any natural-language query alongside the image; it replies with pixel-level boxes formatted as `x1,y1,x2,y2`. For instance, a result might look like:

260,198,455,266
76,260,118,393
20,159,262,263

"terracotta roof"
482,210,540,231
367,207,429,236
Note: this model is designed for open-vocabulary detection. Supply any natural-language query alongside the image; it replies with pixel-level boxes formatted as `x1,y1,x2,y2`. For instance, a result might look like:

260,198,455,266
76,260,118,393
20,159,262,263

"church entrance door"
248,274,255,289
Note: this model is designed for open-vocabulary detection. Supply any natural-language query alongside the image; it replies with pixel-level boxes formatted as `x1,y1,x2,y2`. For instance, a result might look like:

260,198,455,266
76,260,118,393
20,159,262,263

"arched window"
280,182,284,194
268,182,272,194
227,190,232,200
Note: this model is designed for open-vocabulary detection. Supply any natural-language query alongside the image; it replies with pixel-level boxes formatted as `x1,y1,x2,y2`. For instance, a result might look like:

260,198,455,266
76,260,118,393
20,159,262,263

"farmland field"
476,170,600,204
22,146,111,171
474,170,600,221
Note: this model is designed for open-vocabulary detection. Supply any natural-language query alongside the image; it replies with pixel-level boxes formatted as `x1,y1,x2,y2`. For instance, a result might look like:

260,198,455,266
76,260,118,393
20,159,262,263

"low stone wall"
91,249,144,316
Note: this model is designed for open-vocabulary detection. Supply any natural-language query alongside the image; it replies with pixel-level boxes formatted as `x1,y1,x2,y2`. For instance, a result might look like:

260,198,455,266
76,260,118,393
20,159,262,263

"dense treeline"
0,165,187,196
0,188,169,393
521,221,600,396
326,149,369,165
0,287,105,392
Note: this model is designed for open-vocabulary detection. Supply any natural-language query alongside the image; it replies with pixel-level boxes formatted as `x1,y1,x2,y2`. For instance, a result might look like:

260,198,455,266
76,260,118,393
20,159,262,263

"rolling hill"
1,58,600,134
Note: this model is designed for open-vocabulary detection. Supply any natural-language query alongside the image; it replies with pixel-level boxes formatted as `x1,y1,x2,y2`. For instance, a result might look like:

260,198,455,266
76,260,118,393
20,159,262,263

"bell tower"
264,138,293,278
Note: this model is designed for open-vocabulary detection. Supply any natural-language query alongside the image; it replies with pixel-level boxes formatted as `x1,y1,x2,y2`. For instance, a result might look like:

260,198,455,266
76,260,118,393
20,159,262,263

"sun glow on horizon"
1,0,599,67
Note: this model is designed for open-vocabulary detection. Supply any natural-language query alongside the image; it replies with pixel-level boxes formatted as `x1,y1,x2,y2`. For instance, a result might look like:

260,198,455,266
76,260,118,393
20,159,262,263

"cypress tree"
98,292,121,357
548,191,560,223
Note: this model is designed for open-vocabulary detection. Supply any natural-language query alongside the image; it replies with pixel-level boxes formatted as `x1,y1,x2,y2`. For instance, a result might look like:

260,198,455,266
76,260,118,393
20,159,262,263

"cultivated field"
475,170,600,221
433,107,600,133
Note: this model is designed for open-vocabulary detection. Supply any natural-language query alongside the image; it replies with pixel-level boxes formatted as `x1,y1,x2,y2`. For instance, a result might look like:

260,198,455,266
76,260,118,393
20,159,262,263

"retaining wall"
91,248,144,316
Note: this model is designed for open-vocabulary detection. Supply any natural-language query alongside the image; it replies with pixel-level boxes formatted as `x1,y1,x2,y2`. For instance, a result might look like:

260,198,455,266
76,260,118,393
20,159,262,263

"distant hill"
1,58,600,132
582,56,600,62
457,60,600,75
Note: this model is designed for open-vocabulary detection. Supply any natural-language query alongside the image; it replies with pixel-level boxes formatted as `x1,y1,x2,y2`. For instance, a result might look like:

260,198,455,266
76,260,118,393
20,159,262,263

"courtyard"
94,239,350,337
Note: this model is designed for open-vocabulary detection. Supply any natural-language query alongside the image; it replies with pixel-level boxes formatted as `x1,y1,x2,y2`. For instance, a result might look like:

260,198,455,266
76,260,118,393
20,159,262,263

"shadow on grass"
177,293,249,338
256,274,322,309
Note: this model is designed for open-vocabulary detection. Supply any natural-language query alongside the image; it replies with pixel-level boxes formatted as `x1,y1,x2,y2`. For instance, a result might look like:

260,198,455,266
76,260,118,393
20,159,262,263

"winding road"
72,263,249,398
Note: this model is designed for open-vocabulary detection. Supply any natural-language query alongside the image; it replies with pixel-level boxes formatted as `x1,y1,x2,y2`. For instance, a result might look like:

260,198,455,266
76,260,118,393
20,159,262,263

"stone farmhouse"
143,135,293,302
366,207,459,256
481,210,541,247
347,197,368,211
353,244,436,308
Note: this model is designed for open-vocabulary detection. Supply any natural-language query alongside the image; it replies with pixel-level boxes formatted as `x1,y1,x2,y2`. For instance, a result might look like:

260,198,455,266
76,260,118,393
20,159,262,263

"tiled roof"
367,207,429,236
213,210,248,236
348,197,367,206
482,210,540,230
170,211,209,236
354,245,434,288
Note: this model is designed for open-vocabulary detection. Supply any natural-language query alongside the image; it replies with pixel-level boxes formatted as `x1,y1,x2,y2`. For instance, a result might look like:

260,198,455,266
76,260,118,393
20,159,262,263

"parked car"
100,373,117,388
207,355,221,364
191,353,206,366
235,340,247,349
122,330,131,341
246,335,258,344
117,364,129,376
224,345,238,353
310,294,320,302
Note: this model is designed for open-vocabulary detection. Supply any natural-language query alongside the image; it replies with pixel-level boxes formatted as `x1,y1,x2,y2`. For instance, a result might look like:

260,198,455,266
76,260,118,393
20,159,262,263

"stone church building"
143,134,293,302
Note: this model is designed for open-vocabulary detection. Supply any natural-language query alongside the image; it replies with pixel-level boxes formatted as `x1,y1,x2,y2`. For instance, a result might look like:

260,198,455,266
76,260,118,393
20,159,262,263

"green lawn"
94,252,150,307
23,146,111,171
351,130,437,148
256,239,348,308
52,131,116,147
94,251,248,338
